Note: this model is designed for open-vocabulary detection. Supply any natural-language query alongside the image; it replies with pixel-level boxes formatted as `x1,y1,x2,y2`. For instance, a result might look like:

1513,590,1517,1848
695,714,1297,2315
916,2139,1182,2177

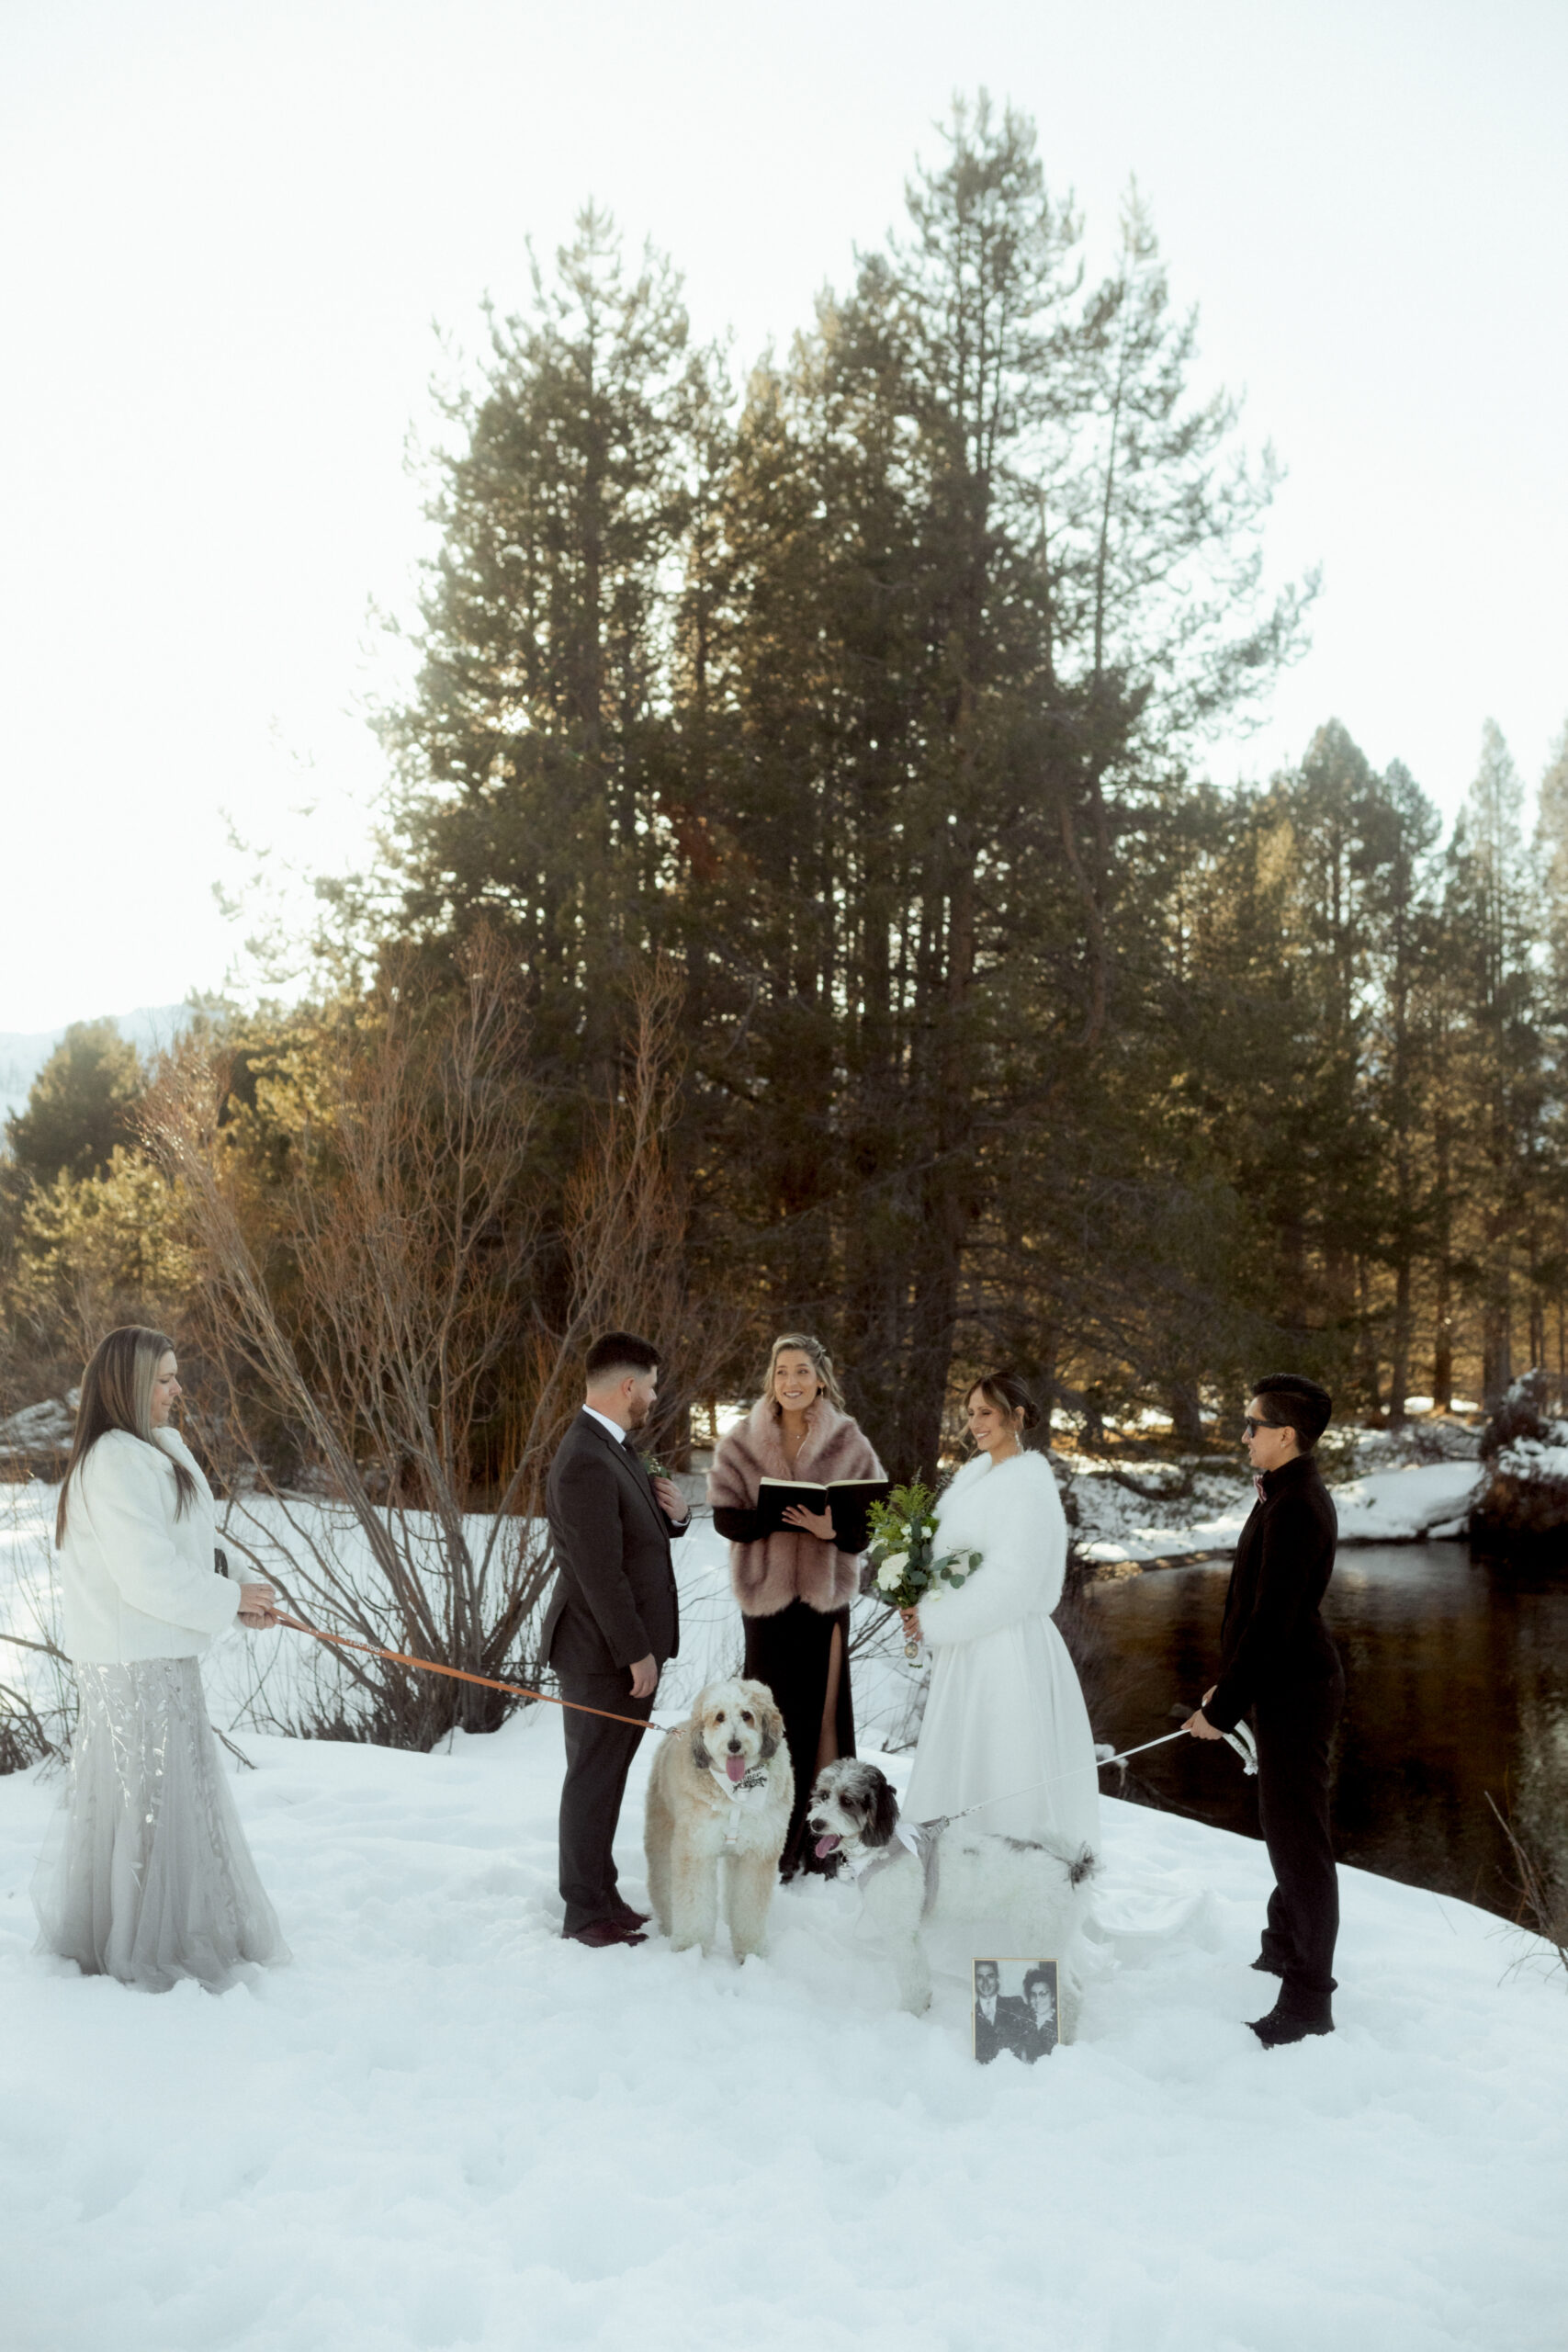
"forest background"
4,102,1566,1582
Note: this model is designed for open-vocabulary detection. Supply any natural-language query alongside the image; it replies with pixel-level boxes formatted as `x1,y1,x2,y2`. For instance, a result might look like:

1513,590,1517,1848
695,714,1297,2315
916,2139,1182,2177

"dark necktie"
622,1432,654,1494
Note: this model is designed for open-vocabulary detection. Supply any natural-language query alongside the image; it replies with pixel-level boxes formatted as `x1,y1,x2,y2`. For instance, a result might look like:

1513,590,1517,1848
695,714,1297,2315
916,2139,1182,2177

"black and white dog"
807,1758,1097,2036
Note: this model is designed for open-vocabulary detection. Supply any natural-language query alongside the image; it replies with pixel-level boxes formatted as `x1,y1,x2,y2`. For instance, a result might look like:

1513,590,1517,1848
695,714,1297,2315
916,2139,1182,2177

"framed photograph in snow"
972,1958,1058,2064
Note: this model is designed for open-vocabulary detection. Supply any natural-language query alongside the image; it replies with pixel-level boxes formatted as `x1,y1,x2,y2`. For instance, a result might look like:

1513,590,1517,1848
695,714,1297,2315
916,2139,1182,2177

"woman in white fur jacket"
708,1334,885,1875
33,1325,289,1991
901,1374,1100,1858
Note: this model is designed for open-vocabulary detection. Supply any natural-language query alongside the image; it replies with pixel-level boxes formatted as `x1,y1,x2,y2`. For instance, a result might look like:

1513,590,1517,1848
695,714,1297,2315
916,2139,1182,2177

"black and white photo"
972,1959,1059,2064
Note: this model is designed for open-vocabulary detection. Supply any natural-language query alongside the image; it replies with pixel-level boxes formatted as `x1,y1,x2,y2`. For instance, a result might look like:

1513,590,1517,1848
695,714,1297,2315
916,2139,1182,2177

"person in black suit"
1184,1373,1344,2046
544,1331,690,1949
972,1961,1030,2064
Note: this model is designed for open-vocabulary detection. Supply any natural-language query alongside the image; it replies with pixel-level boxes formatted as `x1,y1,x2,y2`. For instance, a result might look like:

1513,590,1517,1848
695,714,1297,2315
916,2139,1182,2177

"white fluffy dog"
806,1758,1098,2037
644,1678,794,1960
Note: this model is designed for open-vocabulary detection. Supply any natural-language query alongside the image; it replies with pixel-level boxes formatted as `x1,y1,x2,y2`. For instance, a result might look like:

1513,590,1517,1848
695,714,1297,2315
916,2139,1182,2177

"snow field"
1,1708,1564,2352
1068,1459,1482,1564
0,1485,926,1758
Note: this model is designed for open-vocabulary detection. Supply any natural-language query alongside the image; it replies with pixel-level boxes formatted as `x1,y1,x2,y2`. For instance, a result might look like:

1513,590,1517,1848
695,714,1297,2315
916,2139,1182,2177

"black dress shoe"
612,1903,651,1929
565,1917,647,1949
1249,2001,1333,2047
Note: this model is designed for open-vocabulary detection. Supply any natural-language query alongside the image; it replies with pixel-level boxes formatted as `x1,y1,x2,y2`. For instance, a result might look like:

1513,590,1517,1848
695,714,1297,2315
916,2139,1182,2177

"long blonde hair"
762,1332,845,1413
56,1326,197,1546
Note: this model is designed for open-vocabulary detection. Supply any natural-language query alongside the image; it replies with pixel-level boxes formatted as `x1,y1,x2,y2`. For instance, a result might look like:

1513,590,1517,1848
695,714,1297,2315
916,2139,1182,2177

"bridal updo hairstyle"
56,1324,198,1545
1250,1373,1333,1453
762,1332,845,1412
965,1371,1041,1442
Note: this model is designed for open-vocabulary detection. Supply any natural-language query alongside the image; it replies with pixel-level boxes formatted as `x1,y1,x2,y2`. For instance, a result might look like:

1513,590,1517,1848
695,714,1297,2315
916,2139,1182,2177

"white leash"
1100,1722,1258,1778
920,1719,1258,1832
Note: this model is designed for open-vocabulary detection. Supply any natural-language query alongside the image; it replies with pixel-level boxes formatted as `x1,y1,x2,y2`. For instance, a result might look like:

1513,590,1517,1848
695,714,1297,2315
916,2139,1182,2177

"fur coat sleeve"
709,1398,885,1617
917,1450,1067,1647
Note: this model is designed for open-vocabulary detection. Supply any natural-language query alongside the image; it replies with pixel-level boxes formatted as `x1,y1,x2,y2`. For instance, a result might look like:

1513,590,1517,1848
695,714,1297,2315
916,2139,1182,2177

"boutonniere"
640,1453,669,1479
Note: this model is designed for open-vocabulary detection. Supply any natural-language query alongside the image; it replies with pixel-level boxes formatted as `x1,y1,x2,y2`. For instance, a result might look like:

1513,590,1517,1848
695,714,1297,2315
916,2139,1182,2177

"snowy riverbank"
1065,1453,1482,1566
1,1713,1563,2352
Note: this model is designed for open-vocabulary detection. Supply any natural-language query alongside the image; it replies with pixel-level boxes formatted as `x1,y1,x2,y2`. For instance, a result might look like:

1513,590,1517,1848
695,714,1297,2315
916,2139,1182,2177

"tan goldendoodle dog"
644,1678,793,1959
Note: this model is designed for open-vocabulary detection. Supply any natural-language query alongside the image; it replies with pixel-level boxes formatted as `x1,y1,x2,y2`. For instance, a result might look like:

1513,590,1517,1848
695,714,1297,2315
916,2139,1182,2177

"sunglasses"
1243,1416,1284,1438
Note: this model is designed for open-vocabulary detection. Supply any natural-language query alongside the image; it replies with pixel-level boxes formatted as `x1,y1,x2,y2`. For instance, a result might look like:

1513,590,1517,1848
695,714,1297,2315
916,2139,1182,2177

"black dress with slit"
713,1505,856,1875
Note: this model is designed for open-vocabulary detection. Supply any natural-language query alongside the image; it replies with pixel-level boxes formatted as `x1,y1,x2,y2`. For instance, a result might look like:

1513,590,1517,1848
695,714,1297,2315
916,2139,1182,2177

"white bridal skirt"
33,1657,289,1992
902,1612,1102,1857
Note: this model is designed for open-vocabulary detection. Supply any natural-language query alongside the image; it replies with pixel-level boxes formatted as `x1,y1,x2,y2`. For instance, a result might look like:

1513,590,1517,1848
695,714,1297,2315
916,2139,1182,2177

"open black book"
754,1476,892,1552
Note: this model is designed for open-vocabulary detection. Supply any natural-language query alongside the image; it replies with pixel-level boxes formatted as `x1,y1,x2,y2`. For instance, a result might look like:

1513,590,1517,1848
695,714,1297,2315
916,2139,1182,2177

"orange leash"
275,1612,666,1735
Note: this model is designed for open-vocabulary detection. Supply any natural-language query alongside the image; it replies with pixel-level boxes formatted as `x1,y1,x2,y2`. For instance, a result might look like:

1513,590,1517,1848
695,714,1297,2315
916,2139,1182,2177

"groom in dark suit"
544,1331,690,1948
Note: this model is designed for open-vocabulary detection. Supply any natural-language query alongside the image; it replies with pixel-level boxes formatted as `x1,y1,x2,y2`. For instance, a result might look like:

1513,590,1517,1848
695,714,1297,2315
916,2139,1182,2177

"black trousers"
1253,1660,1346,2012
557,1670,653,1935
743,1601,855,1875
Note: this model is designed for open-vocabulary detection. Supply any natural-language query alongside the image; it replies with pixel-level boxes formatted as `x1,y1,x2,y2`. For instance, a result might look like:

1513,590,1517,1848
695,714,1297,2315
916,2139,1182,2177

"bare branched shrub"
0,1473,73,1773
518,956,723,1474
141,940,733,1747
1486,1791,1568,1985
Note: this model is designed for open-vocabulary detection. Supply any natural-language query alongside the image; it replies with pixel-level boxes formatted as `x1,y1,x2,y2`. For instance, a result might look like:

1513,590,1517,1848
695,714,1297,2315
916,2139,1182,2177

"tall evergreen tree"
380,207,724,1069
1529,720,1568,1382
1442,720,1542,1405
6,1022,143,1183
378,104,1336,1464
674,100,1308,1465
1363,758,1442,1420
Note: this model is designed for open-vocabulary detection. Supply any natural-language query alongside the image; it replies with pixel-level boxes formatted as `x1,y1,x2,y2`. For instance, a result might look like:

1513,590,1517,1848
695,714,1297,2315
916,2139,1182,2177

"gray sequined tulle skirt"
33,1657,288,1991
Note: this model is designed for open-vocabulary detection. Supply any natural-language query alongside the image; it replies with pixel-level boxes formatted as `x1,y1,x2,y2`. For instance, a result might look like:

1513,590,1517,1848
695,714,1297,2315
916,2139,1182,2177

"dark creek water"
1084,1542,1568,1923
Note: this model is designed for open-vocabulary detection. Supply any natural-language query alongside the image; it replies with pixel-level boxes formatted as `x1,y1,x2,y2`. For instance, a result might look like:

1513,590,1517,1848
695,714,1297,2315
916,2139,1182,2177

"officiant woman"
708,1335,885,1876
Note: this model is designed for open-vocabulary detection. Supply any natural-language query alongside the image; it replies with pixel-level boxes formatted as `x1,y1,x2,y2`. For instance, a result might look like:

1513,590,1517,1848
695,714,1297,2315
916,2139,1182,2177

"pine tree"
381,207,724,1070
1363,758,1442,1420
675,101,1309,1464
6,1021,143,1183
1442,721,1542,1406
1529,720,1568,1387
378,105,1315,1461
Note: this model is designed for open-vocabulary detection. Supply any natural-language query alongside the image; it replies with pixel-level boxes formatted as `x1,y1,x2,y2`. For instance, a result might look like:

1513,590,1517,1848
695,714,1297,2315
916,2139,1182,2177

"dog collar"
841,1817,931,1880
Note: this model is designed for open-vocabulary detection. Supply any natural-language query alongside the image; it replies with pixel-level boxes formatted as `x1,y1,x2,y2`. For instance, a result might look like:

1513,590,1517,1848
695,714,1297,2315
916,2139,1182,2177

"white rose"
876,1554,908,1591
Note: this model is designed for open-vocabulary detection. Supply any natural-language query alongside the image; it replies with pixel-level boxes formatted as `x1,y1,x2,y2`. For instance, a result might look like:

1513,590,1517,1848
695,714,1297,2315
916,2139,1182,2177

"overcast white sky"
2,0,1564,1035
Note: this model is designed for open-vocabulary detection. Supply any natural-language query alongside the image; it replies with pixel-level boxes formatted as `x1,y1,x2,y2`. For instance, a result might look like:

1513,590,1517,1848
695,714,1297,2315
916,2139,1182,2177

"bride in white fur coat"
901,1374,1100,1858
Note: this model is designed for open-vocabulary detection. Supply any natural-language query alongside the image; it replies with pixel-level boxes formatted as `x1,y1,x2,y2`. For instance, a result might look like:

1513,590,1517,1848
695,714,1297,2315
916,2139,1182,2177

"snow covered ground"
1066,1456,1482,1565
1,1709,1564,2352
0,1481,931,1758
2,1469,1565,2348
1493,1437,1568,1485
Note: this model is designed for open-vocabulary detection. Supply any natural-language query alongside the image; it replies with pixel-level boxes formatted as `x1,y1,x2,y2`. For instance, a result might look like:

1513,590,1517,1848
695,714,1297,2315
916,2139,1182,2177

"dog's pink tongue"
814,1833,840,1859
725,1754,746,1782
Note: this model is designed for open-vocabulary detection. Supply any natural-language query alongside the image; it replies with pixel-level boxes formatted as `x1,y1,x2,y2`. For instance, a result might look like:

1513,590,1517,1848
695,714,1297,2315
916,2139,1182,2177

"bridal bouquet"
864,1480,980,1662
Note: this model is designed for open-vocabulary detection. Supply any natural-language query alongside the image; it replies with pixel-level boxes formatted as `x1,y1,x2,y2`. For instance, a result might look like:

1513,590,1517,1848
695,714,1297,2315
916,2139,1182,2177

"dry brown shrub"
140,938,732,1747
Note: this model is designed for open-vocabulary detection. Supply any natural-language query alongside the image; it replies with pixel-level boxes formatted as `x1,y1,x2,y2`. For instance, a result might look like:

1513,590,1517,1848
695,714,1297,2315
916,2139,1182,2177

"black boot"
1248,1993,1334,2047
1250,1954,1285,1975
